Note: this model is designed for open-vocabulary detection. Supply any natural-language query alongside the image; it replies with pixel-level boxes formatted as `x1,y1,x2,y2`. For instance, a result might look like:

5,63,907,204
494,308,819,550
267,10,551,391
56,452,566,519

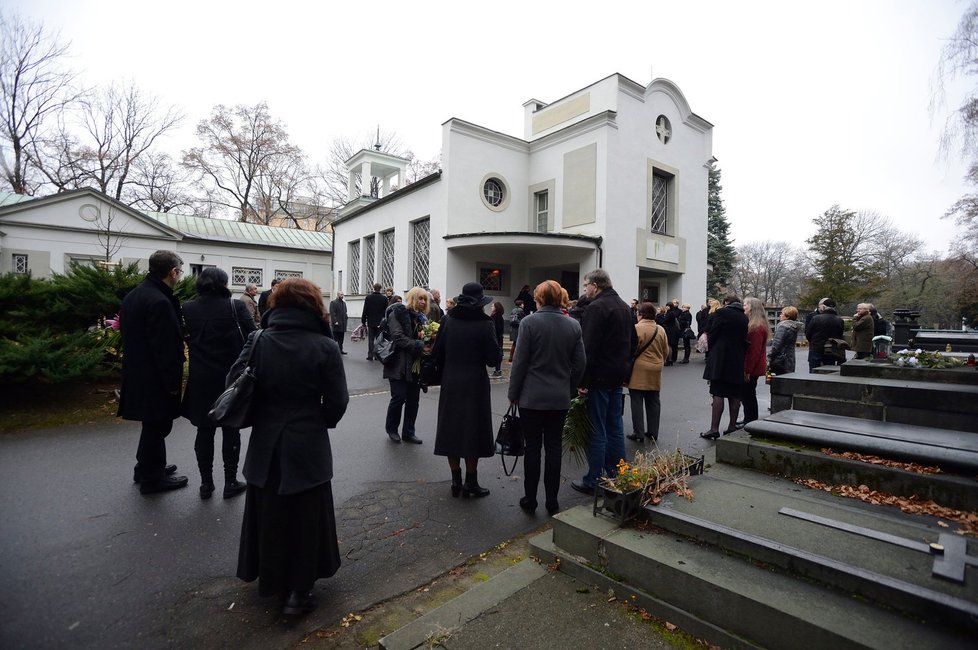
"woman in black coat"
700,294,748,440
490,301,505,377
382,287,431,444
234,279,349,616
182,268,257,499
433,282,502,498
677,303,693,364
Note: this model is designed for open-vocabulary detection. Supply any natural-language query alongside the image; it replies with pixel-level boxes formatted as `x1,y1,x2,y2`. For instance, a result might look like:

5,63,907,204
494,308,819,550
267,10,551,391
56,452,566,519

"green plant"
600,449,696,507
890,348,964,368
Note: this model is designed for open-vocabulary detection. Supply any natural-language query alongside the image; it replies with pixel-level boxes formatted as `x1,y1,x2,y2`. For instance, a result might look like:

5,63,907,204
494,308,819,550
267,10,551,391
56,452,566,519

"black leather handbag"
208,330,263,428
494,403,524,476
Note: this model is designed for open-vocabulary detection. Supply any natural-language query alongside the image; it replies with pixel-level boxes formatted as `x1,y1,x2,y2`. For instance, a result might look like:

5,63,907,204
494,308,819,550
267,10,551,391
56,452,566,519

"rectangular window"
650,173,668,234
479,266,503,292
363,235,376,289
348,241,361,295
12,254,28,274
231,267,263,286
274,270,303,280
412,218,430,288
535,192,549,233
380,230,395,288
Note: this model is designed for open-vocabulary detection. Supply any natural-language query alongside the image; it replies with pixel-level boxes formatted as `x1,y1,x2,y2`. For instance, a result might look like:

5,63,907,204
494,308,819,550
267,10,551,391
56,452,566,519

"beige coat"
627,320,670,391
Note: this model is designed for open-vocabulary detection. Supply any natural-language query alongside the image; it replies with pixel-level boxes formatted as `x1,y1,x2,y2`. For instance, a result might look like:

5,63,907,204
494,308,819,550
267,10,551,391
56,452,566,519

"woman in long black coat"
234,279,349,616
432,282,502,498
181,267,257,499
700,294,748,440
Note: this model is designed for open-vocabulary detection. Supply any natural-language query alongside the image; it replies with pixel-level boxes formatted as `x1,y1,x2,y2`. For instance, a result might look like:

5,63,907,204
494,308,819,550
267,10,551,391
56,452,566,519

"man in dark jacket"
329,291,349,354
362,283,389,361
571,269,638,495
118,250,188,494
805,297,845,372
257,278,279,315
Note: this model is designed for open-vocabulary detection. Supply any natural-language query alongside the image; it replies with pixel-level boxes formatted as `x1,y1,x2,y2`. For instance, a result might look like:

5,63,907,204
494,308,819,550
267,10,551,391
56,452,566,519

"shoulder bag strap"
230,298,245,343
243,329,263,369
634,326,658,358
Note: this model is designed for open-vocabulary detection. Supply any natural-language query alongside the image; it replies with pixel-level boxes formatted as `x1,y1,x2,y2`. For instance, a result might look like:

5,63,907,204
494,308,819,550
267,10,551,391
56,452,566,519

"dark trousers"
366,325,380,359
682,337,691,362
333,330,345,352
628,389,661,440
386,378,421,437
741,375,760,423
520,408,566,507
668,337,679,364
136,418,174,481
194,425,241,482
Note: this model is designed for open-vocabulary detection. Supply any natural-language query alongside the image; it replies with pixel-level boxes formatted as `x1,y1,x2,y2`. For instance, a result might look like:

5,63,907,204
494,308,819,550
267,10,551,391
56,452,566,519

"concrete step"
769,373,978,433
716,430,978,511
541,466,978,648
742,409,978,473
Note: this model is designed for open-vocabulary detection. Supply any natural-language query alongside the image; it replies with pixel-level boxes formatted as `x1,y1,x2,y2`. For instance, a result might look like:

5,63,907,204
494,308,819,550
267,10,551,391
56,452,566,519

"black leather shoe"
340,351,347,355
200,482,215,499
571,480,595,496
223,480,246,499
140,474,189,494
462,483,490,498
546,502,560,516
626,433,645,443
519,496,537,512
401,435,423,444
282,590,317,616
133,464,177,483
387,431,401,443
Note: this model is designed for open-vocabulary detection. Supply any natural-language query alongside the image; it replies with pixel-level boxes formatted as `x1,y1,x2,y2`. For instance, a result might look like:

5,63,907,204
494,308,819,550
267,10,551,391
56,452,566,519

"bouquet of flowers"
412,320,440,377
890,348,963,369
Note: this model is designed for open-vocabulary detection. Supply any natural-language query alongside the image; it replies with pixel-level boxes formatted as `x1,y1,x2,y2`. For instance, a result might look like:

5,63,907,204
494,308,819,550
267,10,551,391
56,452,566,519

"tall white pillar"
361,162,372,197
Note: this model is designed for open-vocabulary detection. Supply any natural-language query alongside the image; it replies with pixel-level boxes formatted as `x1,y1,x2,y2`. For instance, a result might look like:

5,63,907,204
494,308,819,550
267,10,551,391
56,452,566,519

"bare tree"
128,151,196,213
182,102,308,222
93,204,128,263
732,241,808,306
0,12,77,195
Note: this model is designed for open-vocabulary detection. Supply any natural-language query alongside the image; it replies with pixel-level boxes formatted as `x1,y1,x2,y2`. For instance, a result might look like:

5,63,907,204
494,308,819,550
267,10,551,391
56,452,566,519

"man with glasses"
118,250,189,494
571,269,637,495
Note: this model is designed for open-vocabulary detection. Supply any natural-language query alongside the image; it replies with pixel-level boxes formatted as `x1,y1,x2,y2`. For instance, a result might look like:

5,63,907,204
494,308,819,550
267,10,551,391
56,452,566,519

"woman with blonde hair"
741,297,769,426
626,302,670,443
383,286,431,444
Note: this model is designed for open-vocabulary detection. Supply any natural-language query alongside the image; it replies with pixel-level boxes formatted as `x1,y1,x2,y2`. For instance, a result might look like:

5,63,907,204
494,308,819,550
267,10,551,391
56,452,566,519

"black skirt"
236,461,340,597
709,379,742,398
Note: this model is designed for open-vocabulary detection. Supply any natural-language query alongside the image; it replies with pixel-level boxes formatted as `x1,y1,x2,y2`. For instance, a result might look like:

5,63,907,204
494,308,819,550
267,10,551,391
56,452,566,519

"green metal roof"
145,211,332,252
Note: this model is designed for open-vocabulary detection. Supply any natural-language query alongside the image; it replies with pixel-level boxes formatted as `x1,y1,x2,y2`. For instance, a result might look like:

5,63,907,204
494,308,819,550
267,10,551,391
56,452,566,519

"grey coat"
508,306,585,410
768,319,803,374
328,298,348,333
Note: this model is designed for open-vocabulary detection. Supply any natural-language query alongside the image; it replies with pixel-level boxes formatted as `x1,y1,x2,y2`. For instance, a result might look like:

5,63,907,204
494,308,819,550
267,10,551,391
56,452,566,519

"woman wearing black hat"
432,282,503,497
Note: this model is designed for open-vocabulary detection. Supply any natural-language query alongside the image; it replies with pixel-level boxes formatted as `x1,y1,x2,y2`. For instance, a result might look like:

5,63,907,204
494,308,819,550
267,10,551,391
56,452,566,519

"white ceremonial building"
331,72,714,315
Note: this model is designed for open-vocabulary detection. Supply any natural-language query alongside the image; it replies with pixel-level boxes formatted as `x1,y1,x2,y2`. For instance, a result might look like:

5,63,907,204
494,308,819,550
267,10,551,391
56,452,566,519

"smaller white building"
331,72,713,317
0,189,332,293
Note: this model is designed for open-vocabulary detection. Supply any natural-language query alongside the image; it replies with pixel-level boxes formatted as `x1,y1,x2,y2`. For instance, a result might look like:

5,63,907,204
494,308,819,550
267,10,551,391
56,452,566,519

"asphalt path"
0,341,778,649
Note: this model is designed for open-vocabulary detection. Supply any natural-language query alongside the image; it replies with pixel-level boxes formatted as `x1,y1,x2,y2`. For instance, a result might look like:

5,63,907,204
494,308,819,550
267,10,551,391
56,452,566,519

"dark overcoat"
328,298,348,333
432,305,502,459
580,287,637,389
230,307,349,495
117,275,185,422
381,303,425,381
703,303,749,385
181,294,256,426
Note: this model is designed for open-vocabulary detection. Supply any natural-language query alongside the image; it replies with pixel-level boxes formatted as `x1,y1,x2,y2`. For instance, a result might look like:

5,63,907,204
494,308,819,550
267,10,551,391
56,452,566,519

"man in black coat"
257,278,279,316
328,291,349,354
805,297,845,372
572,269,637,495
118,250,188,494
362,283,389,361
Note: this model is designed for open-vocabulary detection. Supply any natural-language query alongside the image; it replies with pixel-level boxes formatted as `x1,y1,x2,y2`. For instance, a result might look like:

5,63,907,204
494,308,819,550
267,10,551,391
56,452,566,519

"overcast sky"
6,0,973,254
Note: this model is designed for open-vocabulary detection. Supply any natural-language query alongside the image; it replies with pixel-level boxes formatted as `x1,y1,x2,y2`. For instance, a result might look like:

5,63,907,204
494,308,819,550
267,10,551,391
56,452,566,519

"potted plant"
594,450,700,524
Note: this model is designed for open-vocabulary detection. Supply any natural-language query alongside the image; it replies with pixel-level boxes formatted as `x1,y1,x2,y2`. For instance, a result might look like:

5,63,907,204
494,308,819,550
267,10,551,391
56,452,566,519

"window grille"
363,235,376,289
412,219,430,287
535,192,549,233
348,241,361,295
380,231,395,288
274,270,303,280
232,267,263,286
13,254,28,274
479,267,502,291
650,174,668,234
484,179,504,206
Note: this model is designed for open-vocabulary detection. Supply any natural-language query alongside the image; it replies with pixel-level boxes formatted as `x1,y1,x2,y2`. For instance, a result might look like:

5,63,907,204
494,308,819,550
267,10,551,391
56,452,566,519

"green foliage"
45,262,144,331
0,329,112,383
801,205,883,308
706,165,736,297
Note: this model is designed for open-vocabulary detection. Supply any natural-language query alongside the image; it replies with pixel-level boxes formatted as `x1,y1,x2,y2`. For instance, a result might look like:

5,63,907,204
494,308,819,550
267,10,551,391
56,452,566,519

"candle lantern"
871,335,893,362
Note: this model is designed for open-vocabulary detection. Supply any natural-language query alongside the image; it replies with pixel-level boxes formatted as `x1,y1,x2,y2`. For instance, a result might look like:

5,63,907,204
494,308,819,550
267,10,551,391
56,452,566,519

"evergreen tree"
800,205,885,308
706,164,735,297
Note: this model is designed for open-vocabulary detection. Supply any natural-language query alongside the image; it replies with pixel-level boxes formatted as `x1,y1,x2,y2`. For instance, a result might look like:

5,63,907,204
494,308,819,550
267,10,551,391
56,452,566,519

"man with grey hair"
329,291,349,354
571,269,637,495
428,288,444,323
118,250,189,494
240,283,260,326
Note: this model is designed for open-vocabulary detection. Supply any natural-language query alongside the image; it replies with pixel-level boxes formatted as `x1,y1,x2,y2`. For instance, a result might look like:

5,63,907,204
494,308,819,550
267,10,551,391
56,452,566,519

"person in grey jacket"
328,291,349,354
767,306,803,375
508,280,585,515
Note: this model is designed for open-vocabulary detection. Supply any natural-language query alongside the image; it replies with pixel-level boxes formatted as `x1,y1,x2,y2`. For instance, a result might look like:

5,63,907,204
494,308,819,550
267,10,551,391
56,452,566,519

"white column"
361,162,372,197
347,170,357,202
382,175,390,197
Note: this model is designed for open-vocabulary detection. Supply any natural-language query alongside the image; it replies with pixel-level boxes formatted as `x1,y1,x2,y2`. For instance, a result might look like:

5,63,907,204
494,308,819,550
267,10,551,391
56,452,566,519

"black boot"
199,469,215,499
462,471,490,498
223,469,246,499
451,468,463,498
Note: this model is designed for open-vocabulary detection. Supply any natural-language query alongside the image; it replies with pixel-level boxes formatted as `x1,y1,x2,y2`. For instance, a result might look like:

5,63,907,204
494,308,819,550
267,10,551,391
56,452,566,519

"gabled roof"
0,188,331,252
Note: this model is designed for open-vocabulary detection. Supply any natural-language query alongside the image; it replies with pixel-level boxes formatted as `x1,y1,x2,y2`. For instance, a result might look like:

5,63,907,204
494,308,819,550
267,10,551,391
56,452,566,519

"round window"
483,178,504,207
655,115,672,144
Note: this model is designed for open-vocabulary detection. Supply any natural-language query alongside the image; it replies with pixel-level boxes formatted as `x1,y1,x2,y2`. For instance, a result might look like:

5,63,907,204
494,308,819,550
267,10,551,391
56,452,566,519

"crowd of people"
118,249,884,617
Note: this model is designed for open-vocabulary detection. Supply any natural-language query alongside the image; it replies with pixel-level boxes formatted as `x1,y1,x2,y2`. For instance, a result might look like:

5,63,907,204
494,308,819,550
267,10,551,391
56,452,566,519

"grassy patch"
0,378,121,433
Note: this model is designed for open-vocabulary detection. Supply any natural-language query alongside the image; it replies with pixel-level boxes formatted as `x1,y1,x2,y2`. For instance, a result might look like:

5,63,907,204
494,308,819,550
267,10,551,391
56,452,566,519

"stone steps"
532,466,977,649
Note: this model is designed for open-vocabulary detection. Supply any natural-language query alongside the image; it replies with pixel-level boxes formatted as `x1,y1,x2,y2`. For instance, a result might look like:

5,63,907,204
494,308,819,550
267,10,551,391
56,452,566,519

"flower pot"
593,486,643,524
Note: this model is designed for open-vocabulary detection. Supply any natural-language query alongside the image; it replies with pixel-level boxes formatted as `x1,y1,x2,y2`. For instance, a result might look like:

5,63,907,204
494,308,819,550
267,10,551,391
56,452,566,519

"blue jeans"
583,387,626,487
386,378,421,437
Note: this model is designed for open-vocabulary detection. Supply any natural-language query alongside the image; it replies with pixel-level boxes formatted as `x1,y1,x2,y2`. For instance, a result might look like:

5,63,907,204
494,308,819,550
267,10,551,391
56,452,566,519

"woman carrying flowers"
432,282,502,498
382,286,431,444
